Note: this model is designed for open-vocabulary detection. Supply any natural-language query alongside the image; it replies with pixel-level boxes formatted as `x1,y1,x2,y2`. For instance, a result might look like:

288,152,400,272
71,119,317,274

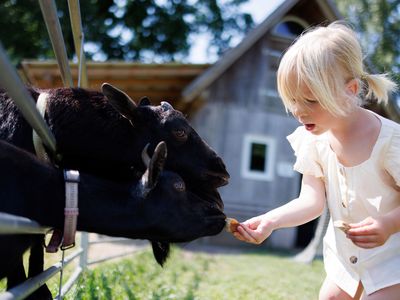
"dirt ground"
86,233,149,267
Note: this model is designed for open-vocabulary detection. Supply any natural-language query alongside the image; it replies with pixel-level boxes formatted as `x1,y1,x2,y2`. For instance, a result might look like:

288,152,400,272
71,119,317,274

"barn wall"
192,101,300,249
190,30,305,249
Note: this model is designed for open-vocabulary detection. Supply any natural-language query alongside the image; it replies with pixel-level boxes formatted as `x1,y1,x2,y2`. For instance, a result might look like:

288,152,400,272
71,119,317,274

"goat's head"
134,142,226,265
101,83,230,190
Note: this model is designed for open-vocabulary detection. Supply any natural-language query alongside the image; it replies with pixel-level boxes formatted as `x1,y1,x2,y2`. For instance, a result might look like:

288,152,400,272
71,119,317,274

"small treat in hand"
333,220,350,233
225,217,240,233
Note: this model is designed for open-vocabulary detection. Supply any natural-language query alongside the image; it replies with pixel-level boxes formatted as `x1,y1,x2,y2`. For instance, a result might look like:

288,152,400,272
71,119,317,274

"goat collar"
62,169,80,249
46,170,80,253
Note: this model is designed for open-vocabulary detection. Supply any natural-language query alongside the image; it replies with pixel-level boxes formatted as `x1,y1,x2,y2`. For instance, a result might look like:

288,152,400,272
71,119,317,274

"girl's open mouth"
305,124,315,131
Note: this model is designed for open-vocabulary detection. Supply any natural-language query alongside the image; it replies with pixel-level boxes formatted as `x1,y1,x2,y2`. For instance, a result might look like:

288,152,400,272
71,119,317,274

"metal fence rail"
0,43,57,154
0,213,141,300
0,212,51,235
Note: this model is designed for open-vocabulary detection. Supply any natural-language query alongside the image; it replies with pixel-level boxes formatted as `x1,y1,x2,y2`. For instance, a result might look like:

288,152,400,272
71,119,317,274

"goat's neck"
74,175,140,237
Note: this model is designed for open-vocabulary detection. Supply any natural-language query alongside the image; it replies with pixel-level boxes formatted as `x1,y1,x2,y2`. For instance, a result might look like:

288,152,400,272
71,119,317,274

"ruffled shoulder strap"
287,126,324,178
383,121,400,186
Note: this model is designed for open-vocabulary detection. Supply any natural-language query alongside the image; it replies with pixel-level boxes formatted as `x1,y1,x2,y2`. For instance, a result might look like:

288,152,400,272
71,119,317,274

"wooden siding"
20,61,209,114
191,103,300,248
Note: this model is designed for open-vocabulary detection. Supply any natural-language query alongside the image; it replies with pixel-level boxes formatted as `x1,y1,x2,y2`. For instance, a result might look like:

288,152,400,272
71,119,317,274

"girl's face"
291,86,338,135
292,99,336,135
291,80,358,135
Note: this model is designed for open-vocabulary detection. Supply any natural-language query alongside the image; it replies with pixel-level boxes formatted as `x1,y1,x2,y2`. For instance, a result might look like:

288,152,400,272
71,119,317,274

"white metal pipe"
0,212,51,235
0,43,57,154
79,232,89,269
38,0,73,87
89,237,131,244
55,267,82,300
67,0,88,88
0,249,83,300
88,251,136,266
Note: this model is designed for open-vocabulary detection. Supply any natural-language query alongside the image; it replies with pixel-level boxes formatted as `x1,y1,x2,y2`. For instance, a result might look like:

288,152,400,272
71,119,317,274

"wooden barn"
21,0,386,250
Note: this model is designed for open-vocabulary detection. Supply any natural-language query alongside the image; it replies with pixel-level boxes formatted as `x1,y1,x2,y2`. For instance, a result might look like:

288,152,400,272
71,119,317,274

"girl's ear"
346,78,359,95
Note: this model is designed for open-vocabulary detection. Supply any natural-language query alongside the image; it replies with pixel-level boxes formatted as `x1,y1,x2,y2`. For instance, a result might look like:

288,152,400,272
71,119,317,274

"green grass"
66,247,325,300
1,246,325,299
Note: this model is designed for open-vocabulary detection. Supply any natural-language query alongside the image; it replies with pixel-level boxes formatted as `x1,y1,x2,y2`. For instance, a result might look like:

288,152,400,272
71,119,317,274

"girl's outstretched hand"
233,214,275,245
346,216,395,249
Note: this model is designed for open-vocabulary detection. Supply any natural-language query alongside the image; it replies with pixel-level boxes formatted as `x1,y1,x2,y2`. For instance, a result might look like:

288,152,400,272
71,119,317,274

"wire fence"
0,212,142,300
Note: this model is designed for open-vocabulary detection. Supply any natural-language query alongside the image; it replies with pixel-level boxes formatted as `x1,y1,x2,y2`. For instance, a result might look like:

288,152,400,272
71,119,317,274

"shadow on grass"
101,273,112,299
179,242,301,259
123,282,137,300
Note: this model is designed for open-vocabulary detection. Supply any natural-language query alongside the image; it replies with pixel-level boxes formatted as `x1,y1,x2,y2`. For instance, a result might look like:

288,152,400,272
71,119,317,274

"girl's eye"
305,99,318,104
173,129,187,142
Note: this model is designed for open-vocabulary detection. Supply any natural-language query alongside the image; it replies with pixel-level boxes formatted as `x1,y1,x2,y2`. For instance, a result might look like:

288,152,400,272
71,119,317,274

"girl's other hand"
233,214,275,245
346,216,395,248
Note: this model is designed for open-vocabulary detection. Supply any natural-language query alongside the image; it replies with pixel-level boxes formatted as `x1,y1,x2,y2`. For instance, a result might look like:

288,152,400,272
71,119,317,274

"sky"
187,0,284,63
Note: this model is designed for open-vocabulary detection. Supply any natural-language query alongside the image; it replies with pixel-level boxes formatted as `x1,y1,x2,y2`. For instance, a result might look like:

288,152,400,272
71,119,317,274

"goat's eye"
173,181,185,192
173,129,187,142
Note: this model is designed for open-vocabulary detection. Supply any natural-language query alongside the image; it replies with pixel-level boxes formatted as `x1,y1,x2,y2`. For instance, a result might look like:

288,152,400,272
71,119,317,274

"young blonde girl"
233,22,400,300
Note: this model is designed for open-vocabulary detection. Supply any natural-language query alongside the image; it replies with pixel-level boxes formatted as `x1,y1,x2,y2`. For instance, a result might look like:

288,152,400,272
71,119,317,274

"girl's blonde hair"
277,21,397,116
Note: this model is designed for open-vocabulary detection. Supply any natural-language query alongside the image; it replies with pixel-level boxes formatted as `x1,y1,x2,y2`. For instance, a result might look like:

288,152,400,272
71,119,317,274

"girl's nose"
293,103,307,118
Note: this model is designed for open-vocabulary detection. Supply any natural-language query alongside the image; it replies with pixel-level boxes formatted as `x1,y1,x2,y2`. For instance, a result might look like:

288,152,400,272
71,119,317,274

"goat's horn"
161,101,173,111
141,143,151,167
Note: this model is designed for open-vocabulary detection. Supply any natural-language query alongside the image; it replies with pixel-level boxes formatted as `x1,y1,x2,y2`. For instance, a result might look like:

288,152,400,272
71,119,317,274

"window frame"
241,134,276,181
272,16,309,39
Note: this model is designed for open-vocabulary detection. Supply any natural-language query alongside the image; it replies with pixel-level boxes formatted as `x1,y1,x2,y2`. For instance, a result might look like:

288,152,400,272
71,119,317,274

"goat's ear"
151,241,170,266
139,96,151,106
101,83,137,120
147,141,167,189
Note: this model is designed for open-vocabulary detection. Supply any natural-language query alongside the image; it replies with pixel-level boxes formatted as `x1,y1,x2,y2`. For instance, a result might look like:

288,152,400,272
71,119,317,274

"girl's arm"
234,174,326,244
346,205,400,249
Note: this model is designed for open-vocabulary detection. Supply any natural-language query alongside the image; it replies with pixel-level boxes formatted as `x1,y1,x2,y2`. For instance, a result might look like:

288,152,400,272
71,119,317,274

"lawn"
1,245,325,299
65,246,325,300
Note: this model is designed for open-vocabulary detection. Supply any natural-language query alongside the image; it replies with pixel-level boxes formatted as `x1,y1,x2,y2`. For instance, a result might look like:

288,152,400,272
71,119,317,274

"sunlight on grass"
1,243,325,299
68,247,325,300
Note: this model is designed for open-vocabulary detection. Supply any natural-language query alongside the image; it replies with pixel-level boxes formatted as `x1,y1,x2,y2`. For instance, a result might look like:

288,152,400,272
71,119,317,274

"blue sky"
187,0,284,63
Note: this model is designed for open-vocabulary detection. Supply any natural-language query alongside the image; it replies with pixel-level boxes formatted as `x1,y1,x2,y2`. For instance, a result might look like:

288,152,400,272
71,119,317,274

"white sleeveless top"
287,112,400,297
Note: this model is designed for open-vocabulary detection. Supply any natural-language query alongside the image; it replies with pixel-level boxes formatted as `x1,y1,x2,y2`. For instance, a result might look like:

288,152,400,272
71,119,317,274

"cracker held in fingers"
333,220,351,233
225,217,240,233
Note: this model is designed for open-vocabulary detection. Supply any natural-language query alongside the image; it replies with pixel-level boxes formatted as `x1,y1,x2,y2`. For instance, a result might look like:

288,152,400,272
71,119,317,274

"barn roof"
20,60,209,114
181,0,341,103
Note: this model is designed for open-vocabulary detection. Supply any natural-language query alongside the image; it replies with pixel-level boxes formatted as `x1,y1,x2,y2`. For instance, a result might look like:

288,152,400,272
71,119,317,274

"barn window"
272,17,308,39
241,134,276,181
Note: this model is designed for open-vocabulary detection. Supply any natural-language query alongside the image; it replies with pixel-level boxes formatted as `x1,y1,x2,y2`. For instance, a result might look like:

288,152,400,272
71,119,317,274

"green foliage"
64,247,324,300
335,0,400,83
0,0,254,64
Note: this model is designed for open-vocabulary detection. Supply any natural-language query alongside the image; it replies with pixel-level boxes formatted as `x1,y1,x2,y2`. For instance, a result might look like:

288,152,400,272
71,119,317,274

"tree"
0,0,254,64
335,0,400,83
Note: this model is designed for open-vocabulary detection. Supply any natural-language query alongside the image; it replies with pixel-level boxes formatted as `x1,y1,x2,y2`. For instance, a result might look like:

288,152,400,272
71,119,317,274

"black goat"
0,140,226,299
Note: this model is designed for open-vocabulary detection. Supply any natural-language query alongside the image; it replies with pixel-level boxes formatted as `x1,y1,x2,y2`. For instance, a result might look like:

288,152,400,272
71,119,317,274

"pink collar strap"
61,169,80,250
45,170,80,253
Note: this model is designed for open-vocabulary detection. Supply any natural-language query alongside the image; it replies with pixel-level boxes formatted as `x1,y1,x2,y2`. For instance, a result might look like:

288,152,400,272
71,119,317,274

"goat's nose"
213,157,227,172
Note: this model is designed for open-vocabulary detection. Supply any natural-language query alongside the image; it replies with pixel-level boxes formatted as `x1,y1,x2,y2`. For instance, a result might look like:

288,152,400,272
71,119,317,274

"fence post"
79,232,89,269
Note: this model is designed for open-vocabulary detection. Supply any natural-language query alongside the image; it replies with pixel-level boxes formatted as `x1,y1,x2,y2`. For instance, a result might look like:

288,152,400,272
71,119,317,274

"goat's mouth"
205,214,227,234
201,171,230,187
